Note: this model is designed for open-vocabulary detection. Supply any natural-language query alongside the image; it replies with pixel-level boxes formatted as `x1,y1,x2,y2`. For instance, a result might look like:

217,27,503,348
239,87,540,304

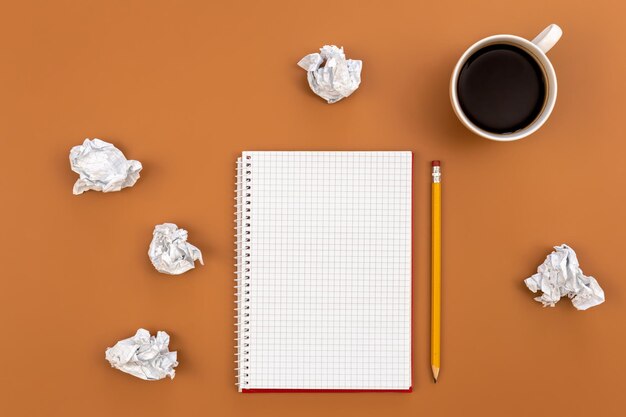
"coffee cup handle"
531,24,563,54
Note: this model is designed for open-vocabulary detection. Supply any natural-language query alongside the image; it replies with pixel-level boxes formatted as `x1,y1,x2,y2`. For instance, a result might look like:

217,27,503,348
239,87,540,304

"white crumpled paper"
70,138,142,195
297,45,362,103
524,244,605,310
105,328,178,380
149,223,203,275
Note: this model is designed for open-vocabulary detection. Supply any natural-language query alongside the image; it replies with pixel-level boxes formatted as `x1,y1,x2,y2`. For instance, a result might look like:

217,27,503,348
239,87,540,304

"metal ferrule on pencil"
432,166,441,183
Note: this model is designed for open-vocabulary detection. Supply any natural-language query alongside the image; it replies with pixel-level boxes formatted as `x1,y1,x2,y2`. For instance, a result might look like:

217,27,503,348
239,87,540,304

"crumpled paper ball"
148,223,204,275
524,244,605,310
105,328,178,380
69,138,142,195
297,45,362,104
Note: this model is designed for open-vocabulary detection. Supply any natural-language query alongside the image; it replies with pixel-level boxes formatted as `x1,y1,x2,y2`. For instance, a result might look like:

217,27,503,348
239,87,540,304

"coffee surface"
457,44,546,134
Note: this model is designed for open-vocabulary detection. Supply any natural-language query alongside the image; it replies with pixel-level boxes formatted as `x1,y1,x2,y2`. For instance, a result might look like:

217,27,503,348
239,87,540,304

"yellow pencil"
431,160,441,383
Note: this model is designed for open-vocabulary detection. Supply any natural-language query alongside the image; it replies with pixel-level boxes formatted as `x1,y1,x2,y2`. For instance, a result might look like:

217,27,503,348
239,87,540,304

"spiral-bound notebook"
235,151,412,392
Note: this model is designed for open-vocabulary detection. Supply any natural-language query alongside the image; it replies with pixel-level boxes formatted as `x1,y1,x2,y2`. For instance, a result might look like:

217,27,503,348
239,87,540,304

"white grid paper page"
243,151,412,390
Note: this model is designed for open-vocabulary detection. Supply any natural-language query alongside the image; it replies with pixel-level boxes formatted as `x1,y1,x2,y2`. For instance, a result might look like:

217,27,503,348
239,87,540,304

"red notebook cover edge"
242,388,412,393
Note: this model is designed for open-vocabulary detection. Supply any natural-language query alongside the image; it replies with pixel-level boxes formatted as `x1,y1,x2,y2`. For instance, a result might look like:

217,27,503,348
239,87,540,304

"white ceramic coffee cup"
450,24,562,141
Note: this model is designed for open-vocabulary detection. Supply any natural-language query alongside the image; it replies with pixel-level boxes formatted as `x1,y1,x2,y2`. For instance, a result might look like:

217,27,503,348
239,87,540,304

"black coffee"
457,44,546,134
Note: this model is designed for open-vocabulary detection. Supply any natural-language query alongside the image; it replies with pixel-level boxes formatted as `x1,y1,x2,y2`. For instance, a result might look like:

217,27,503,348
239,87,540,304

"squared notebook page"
242,151,412,391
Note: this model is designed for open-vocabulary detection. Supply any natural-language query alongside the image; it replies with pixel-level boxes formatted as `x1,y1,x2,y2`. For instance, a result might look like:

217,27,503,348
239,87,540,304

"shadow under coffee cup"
450,24,562,141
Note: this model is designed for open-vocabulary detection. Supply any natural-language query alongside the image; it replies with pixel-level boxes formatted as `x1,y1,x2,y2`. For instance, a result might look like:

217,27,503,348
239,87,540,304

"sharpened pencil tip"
432,365,440,383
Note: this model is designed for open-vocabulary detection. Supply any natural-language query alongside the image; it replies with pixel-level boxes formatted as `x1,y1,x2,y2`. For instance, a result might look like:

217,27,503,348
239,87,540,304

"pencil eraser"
431,160,440,167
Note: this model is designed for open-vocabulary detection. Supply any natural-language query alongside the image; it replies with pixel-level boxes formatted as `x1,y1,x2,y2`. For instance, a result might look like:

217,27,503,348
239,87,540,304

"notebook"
234,151,413,392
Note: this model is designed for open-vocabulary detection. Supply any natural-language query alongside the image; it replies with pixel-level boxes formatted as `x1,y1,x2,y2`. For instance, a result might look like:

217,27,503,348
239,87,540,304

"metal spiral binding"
234,154,252,390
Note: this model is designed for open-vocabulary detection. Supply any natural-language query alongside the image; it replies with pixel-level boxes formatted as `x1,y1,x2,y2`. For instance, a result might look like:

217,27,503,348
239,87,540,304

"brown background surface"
1,1,625,416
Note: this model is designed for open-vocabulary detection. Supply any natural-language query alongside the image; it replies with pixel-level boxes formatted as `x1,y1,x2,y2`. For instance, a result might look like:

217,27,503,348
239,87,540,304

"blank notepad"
235,152,412,392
